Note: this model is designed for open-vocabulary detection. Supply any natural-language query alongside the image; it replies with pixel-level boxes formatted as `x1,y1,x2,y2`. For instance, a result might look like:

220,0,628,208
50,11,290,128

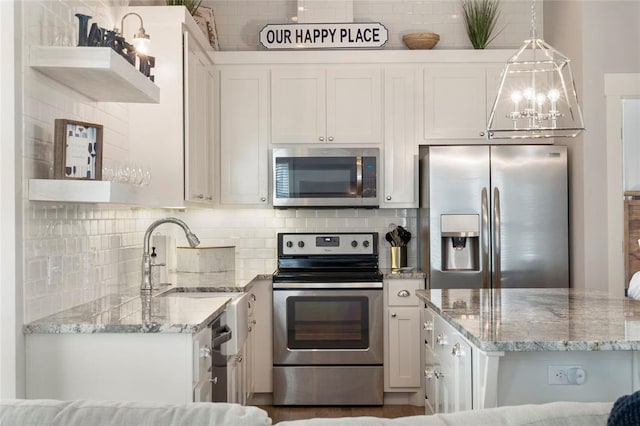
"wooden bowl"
402,33,440,50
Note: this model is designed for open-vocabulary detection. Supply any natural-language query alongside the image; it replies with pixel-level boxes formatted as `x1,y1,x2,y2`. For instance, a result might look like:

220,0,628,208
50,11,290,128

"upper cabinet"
127,6,214,208
217,67,269,206
271,67,382,144
382,67,418,208
184,31,215,204
423,64,504,142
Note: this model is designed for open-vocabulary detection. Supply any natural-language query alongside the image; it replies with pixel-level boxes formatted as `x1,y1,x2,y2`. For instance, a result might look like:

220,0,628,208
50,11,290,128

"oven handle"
273,282,383,290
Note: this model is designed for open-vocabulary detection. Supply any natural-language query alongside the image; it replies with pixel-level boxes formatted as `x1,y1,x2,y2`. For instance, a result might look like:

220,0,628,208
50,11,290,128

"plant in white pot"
166,0,202,15
461,0,503,49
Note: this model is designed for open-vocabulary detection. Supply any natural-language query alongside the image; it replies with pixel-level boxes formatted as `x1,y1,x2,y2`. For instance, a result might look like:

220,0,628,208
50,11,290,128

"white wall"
545,1,640,292
206,0,540,50
0,0,23,399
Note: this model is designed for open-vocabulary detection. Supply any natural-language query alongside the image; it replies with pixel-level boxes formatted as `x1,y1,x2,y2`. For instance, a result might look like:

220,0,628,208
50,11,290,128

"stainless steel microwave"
272,148,379,208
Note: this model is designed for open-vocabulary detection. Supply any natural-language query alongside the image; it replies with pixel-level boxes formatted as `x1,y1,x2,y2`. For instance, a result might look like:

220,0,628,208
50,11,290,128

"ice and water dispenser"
441,214,479,271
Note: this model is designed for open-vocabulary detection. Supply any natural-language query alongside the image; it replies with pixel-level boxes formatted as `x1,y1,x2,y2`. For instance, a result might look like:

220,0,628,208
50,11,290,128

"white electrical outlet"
548,365,586,385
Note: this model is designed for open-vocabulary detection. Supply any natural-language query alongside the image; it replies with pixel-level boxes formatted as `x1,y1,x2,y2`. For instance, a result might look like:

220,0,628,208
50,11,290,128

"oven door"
273,287,383,365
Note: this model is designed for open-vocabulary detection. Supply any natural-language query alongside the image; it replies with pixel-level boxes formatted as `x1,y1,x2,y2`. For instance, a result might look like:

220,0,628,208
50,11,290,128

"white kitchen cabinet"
384,279,423,392
271,66,382,144
251,279,273,395
217,67,269,206
127,6,214,208
424,307,473,413
423,65,497,142
185,31,215,204
382,68,419,208
26,327,214,403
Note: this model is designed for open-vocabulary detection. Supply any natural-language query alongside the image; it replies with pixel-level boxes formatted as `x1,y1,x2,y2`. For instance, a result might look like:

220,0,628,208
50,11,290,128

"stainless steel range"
272,232,384,406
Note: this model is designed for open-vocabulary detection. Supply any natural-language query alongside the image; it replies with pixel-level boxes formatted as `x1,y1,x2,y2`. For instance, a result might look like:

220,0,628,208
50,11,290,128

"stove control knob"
351,240,358,248
297,241,305,248
363,240,370,248
286,241,293,248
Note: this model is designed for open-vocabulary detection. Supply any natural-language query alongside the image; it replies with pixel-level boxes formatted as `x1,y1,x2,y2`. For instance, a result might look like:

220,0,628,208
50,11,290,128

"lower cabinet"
384,279,423,393
424,307,473,413
251,278,273,394
25,327,214,404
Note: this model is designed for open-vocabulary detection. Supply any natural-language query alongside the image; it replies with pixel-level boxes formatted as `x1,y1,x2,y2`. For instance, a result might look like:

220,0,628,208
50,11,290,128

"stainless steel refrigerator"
418,145,569,289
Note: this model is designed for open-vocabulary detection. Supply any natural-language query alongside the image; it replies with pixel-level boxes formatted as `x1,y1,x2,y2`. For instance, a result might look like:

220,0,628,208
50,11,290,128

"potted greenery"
166,0,202,16
461,0,503,49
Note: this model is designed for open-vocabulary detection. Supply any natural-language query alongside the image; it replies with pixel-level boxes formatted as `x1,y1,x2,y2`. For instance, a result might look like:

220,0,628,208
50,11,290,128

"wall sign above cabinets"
259,22,388,50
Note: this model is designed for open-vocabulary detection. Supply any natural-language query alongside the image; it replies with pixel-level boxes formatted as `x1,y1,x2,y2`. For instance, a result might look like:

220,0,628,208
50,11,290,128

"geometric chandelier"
486,0,584,139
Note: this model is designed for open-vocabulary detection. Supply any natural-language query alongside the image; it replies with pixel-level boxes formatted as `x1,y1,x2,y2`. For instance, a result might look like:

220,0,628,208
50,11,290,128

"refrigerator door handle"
493,187,501,289
481,187,490,288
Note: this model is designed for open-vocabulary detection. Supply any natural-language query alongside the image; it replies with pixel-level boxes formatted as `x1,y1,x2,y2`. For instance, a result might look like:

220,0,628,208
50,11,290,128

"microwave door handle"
356,157,363,196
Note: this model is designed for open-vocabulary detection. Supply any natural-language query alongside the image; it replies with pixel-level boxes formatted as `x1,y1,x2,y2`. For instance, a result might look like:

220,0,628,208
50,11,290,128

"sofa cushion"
276,401,613,426
0,399,272,426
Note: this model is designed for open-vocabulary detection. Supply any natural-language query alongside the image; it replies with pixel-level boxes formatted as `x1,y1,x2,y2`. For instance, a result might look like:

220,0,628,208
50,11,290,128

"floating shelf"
29,179,145,205
30,46,160,103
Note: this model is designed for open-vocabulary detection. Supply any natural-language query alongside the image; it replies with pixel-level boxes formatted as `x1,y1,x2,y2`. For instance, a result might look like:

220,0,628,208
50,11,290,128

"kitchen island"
416,288,640,413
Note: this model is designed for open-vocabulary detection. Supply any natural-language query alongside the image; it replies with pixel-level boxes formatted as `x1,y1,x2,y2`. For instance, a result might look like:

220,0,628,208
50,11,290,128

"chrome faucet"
141,217,200,291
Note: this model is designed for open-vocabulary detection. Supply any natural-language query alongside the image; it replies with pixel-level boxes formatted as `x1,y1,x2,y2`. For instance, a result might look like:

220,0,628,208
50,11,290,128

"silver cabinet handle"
200,345,211,358
436,333,445,345
205,196,212,201
434,370,444,379
260,197,266,202
391,313,397,318
319,136,325,141
386,195,392,201
423,320,434,331
424,368,434,379
451,342,461,357
397,289,410,297
194,194,204,199
210,376,218,384
328,136,334,141
479,131,485,137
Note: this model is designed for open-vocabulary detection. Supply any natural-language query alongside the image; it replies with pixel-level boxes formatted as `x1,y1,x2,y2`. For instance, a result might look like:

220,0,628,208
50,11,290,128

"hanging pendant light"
486,0,584,139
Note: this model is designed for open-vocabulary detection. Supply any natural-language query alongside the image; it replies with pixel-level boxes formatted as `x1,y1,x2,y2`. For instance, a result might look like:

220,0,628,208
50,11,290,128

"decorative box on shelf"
29,46,160,103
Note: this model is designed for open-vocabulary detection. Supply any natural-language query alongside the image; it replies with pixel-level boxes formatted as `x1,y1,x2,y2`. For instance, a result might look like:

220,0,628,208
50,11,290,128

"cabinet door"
424,66,488,140
219,68,269,205
327,68,382,144
184,31,214,204
252,280,273,393
387,307,421,389
271,68,326,144
382,68,417,208
451,337,473,412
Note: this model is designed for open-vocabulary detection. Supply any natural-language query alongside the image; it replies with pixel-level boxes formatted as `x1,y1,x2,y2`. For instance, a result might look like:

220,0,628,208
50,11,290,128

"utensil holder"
390,246,407,270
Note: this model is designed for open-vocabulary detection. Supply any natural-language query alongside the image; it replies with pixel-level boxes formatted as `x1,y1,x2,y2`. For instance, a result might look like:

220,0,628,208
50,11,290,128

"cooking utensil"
385,232,396,246
396,225,412,246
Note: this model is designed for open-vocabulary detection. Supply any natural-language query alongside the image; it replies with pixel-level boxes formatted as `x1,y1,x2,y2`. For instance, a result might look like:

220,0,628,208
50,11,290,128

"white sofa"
0,399,614,426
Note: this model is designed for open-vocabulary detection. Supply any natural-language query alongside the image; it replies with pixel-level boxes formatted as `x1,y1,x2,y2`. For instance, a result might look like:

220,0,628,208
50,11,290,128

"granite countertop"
381,268,426,279
417,288,640,352
24,273,274,335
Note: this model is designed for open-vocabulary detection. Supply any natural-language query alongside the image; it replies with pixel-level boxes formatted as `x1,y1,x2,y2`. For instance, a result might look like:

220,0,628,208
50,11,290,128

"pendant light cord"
530,0,537,39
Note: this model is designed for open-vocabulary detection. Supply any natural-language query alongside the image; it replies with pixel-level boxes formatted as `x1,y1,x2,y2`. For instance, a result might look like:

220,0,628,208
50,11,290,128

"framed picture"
193,6,220,50
53,119,103,180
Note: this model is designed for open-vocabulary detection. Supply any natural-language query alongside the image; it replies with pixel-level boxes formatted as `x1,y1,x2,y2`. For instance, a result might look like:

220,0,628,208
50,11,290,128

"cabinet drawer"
386,279,422,306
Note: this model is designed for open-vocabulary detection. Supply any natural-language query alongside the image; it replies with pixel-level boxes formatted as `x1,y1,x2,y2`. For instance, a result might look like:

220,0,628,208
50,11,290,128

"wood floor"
258,405,426,423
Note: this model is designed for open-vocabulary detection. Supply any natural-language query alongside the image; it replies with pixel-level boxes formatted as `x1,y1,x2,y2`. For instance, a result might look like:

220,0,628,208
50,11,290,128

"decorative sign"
74,14,155,81
260,22,388,50
54,119,103,180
